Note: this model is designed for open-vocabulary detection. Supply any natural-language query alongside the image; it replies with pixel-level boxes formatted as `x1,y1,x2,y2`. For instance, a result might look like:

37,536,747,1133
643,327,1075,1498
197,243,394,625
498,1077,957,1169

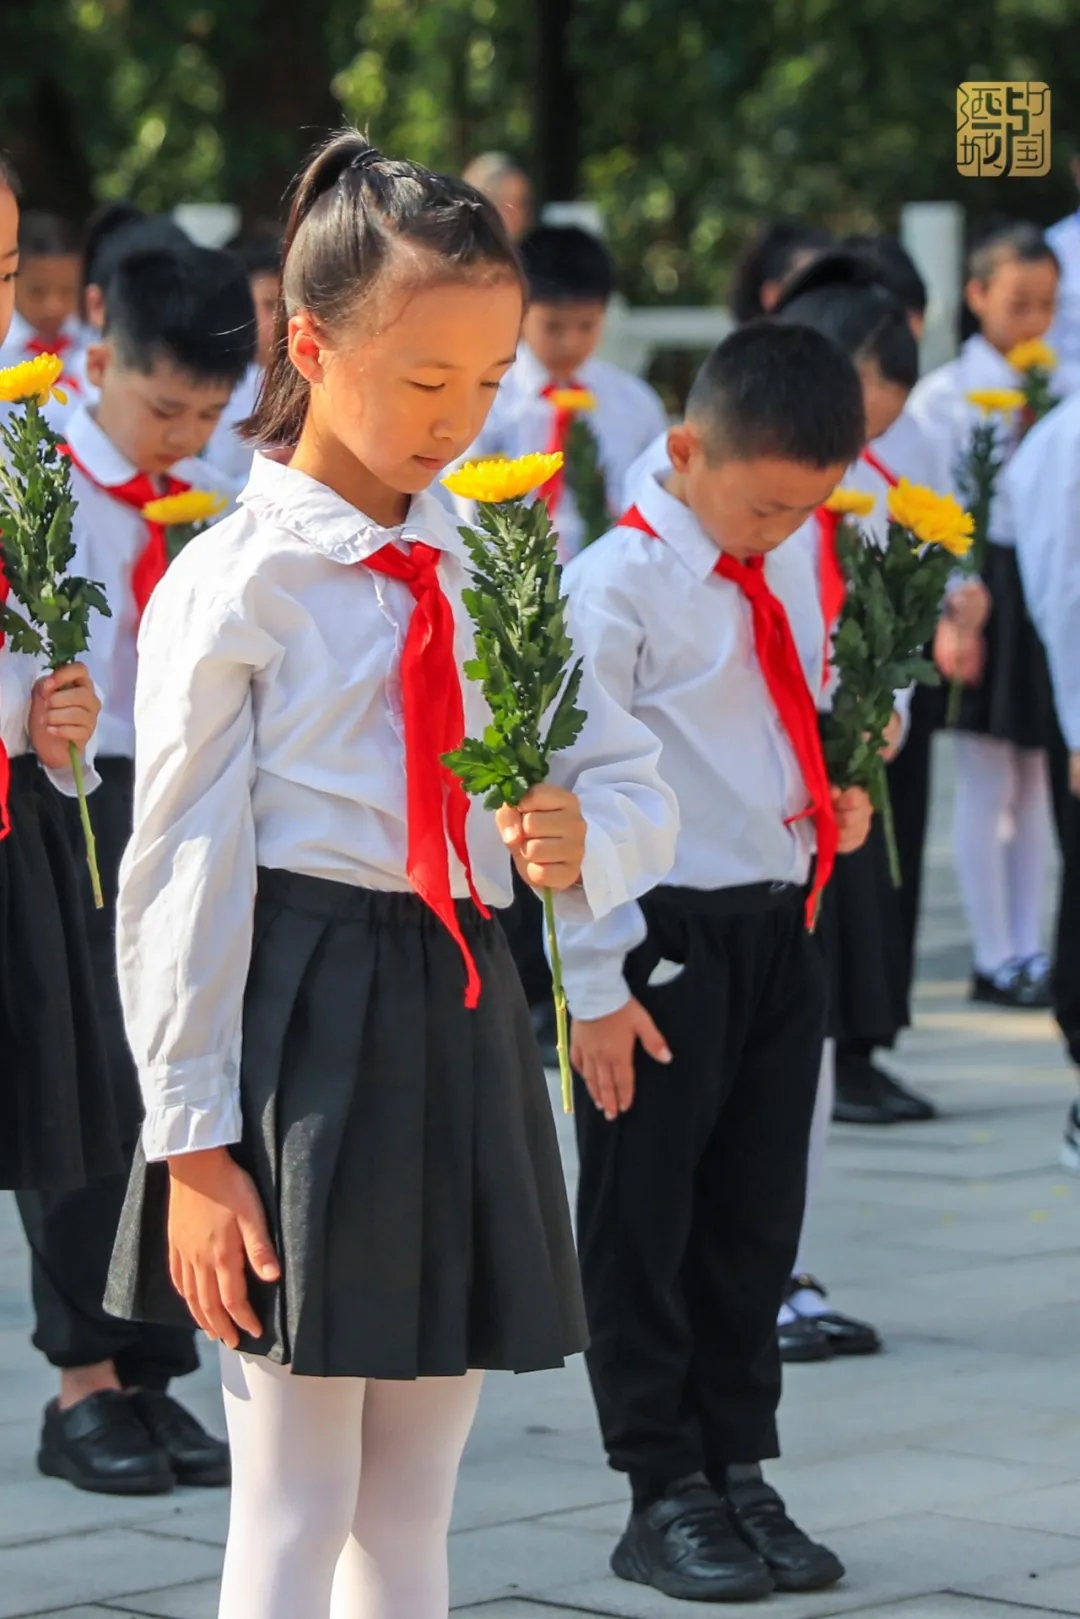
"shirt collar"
632,469,723,582
240,453,468,566
962,333,1018,385
65,403,140,486
517,343,601,397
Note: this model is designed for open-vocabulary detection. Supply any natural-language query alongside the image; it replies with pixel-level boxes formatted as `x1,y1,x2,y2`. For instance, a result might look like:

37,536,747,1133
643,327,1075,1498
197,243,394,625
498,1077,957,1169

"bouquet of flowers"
546,388,611,549
0,354,111,905
822,479,974,886
1007,337,1057,431
142,489,228,564
441,451,586,1112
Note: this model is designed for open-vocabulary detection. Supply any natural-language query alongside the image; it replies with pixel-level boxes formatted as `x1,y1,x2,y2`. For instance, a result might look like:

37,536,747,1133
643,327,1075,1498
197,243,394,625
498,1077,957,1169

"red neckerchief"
618,504,836,925
537,377,586,512
0,553,10,840
360,541,490,1008
60,444,190,620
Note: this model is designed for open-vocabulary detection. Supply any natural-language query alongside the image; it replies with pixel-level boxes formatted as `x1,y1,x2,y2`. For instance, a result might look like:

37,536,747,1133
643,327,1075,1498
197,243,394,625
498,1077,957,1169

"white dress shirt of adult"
117,451,679,1159
453,343,669,560
553,467,824,1022
64,401,238,759
1047,208,1080,396
1009,391,1080,748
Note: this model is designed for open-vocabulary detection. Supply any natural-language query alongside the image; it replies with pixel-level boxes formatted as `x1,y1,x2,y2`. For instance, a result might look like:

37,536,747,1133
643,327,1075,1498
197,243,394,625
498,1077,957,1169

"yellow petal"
966,387,1026,415
887,477,974,557
51,386,69,406
141,490,229,525
0,352,66,405
1006,338,1058,374
442,452,564,503
546,388,598,413
824,489,876,516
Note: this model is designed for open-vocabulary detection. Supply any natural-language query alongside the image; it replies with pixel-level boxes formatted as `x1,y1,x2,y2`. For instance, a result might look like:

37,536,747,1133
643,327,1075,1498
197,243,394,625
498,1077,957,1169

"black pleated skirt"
105,869,588,1379
817,813,908,1047
955,543,1051,749
0,755,122,1190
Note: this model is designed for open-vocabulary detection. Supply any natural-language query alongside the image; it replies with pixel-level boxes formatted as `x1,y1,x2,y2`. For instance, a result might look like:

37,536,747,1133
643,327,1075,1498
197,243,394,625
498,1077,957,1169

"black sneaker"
971,959,1049,1009
1061,1099,1080,1174
786,1275,882,1357
128,1389,230,1487
833,1054,895,1125
612,1474,774,1602
872,1066,937,1122
726,1475,845,1593
38,1392,175,1496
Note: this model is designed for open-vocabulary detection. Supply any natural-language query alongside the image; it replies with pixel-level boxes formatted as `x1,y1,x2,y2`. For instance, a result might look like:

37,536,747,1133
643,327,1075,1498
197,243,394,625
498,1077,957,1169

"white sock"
1006,747,1052,964
217,1348,483,1619
953,734,1022,974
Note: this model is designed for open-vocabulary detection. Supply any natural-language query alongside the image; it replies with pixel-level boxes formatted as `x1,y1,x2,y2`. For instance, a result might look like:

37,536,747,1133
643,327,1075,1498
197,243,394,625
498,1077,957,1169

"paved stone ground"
2,735,1079,1618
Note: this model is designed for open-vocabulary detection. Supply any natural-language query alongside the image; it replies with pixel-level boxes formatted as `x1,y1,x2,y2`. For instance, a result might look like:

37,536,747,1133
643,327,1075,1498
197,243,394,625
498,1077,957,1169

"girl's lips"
414,454,449,471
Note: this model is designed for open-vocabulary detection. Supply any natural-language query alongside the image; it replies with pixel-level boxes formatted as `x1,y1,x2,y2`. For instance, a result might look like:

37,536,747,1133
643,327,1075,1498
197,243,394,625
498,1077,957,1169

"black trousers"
574,883,826,1489
1044,704,1080,1068
16,758,197,1383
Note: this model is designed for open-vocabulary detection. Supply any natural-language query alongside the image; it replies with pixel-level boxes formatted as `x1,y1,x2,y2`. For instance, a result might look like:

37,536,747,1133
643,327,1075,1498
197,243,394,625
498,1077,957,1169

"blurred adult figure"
462,152,534,242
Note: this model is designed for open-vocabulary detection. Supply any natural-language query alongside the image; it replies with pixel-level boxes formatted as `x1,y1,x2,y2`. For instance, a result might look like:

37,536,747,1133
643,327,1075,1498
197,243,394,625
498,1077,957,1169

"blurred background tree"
1,0,1077,304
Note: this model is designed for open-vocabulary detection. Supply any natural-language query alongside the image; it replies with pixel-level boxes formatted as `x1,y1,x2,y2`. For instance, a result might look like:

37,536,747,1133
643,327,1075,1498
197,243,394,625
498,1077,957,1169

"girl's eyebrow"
412,354,518,370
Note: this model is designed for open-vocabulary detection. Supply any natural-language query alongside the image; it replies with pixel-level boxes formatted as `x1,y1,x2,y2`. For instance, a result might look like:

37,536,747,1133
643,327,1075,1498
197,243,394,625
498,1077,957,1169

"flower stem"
879,769,901,889
946,677,963,728
68,741,104,909
543,885,573,1114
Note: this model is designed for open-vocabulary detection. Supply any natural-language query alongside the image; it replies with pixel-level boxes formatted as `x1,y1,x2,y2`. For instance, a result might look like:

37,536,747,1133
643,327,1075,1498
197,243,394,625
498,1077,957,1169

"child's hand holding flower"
496,784,587,891
831,785,873,854
28,663,100,769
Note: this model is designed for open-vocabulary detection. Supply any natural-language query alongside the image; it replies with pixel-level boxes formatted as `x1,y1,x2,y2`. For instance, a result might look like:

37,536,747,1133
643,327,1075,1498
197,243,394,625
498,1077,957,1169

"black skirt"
105,869,588,1379
955,543,1051,749
817,813,908,1047
0,755,123,1190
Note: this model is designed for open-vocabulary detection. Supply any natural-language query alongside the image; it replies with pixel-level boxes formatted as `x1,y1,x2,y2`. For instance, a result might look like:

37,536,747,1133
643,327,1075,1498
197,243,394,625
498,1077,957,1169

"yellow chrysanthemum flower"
1007,338,1058,374
887,478,974,558
0,352,68,407
142,490,228,525
824,489,875,517
546,388,598,413
442,453,563,503
966,387,1027,416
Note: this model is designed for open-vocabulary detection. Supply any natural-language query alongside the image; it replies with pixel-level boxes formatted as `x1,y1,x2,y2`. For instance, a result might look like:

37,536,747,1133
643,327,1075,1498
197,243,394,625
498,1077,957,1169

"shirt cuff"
43,754,101,798
557,822,629,924
139,1057,243,1160
566,968,633,1022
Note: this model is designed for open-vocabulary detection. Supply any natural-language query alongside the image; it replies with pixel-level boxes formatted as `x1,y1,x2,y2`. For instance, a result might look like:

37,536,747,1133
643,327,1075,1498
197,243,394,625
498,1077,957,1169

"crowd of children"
2,127,1080,1618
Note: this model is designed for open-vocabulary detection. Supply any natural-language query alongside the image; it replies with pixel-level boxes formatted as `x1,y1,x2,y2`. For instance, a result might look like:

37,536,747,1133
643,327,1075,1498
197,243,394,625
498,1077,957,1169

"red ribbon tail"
131,525,169,620
0,741,10,841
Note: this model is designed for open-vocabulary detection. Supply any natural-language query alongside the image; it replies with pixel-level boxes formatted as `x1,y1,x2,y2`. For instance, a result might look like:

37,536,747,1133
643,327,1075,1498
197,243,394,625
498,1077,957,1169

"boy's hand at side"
571,997,673,1120
832,784,873,853
496,784,586,891
28,663,100,770
166,1147,280,1348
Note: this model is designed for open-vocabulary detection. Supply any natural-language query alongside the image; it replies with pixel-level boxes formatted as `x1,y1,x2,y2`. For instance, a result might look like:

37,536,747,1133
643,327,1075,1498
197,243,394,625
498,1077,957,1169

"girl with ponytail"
103,130,675,1618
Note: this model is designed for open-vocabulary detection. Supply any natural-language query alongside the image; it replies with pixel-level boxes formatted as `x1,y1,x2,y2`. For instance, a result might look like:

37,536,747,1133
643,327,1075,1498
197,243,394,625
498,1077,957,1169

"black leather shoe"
778,1313,833,1363
727,1475,845,1592
38,1392,175,1496
786,1276,882,1357
129,1390,231,1487
833,1054,895,1124
873,1067,936,1122
612,1474,774,1602
971,960,1051,1009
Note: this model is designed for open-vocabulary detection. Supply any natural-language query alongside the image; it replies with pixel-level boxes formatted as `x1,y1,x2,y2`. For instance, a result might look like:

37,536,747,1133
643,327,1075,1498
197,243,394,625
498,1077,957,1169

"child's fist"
28,664,100,770
831,784,873,854
495,784,587,891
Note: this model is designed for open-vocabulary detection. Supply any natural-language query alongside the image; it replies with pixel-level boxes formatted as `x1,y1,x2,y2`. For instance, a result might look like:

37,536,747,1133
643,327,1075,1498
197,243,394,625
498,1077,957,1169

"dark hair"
0,153,20,196
966,218,1059,283
82,201,188,294
105,245,256,386
771,249,919,390
686,323,865,468
230,232,283,280
843,233,927,316
248,129,523,448
18,209,80,259
518,224,615,305
728,220,833,325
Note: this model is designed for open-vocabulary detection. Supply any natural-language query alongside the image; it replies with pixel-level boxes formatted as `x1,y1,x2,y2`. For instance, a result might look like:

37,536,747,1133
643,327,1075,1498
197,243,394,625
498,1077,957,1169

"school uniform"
557,470,830,1485
0,311,85,432
0,638,121,1191
205,362,263,486
1009,394,1080,1062
14,404,233,1387
1047,209,1080,397
103,451,678,1378
907,333,1052,748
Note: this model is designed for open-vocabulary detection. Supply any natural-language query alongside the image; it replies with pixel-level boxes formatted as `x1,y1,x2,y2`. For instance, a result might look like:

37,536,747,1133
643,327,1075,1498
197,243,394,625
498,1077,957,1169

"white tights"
952,734,1052,975
217,1348,483,1619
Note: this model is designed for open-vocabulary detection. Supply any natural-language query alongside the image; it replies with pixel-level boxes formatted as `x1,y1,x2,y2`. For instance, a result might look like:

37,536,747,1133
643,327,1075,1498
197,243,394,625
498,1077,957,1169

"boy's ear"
667,421,697,474
964,275,989,319
84,340,111,390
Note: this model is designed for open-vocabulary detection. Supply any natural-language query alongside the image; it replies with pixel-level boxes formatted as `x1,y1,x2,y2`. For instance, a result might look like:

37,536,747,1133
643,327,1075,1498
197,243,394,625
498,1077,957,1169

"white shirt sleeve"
117,571,277,1160
1013,429,1080,748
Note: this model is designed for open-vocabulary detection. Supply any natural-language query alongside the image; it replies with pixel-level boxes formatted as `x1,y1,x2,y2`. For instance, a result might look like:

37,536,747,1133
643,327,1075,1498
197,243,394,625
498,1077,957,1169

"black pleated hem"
954,544,1052,749
106,870,587,1379
817,814,907,1046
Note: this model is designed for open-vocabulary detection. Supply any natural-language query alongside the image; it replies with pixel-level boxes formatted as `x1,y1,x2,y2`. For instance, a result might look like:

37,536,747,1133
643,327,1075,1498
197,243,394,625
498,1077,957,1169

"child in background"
727,219,834,324
0,210,85,423
0,154,117,1196
908,222,1060,1009
207,232,282,483
14,243,254,1499
100,133,676,1619
560,324,870,1603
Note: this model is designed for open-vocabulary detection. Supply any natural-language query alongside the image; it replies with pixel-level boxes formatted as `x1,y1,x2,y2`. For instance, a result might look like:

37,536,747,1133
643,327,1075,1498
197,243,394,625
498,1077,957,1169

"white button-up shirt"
1047,211,1080,396
457,345,669,560
1009,392,1080,746
66,404,237,758
554,470,822,1021
120,452,678,1158
205,362,263,486
0,311,86,434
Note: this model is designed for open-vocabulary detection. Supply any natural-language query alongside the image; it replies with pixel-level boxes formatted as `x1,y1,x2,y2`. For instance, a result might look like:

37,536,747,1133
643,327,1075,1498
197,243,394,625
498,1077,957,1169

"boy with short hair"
0,209,84,422
558,323,872,1603
15,242,255,1497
